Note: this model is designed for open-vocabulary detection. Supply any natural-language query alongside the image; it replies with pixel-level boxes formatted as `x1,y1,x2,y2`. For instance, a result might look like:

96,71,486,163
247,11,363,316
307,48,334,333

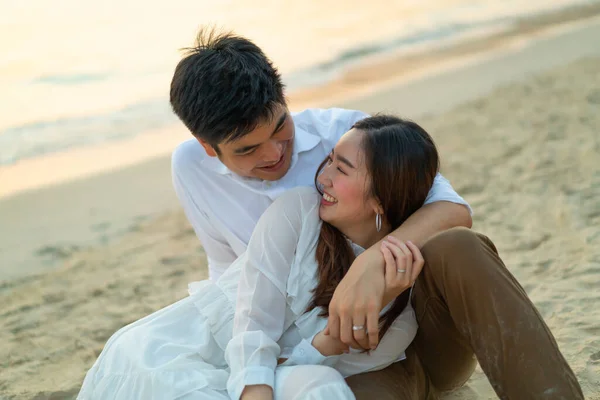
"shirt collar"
293,125,321,155
200,125,321,176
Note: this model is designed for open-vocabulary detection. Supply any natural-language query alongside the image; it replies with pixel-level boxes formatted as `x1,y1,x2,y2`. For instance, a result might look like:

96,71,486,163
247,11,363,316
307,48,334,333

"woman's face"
317,128,380,233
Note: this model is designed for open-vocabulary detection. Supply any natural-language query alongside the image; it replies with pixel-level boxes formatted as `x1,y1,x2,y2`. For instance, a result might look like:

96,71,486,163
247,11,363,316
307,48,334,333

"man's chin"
254,157,291,181
255,166,289,181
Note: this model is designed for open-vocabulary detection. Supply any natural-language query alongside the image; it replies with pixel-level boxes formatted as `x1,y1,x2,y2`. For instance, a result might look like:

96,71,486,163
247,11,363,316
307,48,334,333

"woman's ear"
372,199,384,216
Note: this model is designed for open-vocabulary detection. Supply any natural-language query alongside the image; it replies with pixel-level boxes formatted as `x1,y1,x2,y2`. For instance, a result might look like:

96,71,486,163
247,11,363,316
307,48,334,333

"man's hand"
240,385,273,400
325,245,386,351
312,329,349,356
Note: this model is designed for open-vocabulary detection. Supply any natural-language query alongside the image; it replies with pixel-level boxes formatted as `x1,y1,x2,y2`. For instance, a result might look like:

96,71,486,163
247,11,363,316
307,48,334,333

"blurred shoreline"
2,15,600,282
3,1,600,168
2,3,600,200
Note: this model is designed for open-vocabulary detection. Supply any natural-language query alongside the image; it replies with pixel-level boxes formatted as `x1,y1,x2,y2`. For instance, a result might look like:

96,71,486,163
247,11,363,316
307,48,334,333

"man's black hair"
170,28,286,150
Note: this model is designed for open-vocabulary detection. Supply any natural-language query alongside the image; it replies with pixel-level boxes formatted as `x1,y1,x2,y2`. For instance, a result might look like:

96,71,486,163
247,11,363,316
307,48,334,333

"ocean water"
0,0,596,165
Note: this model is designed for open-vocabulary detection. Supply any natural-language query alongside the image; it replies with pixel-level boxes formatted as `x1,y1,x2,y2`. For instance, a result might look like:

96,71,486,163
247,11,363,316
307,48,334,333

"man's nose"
263,140,283,162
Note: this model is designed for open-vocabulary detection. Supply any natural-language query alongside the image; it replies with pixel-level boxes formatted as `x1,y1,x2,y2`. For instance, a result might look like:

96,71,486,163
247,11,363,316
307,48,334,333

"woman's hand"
240,385,273,400
312,329,349,356
380,237,424,307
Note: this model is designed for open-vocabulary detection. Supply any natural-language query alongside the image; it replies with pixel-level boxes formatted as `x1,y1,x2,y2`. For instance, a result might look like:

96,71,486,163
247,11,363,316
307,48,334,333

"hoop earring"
375,213,382,232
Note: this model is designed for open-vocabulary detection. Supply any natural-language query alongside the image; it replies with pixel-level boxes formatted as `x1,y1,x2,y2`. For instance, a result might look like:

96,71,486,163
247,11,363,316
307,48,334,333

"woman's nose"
317,166,332,187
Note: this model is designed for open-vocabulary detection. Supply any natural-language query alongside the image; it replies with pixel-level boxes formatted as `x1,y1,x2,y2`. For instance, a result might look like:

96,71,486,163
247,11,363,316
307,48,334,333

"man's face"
199,105,295,181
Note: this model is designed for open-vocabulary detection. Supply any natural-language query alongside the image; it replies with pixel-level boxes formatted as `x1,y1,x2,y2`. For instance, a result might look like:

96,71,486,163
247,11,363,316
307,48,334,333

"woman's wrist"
362,238,408,303
240,384,273,400
311,331,327,355
356,243,386,271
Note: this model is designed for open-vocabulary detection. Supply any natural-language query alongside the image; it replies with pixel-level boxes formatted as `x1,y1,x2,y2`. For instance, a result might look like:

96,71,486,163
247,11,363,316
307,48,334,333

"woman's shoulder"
255,187,321,237
270,187,321,216
276,186,321,202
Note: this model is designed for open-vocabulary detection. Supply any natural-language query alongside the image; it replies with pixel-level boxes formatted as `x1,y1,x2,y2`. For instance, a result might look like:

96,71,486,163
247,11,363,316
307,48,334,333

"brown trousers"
346,228,583,400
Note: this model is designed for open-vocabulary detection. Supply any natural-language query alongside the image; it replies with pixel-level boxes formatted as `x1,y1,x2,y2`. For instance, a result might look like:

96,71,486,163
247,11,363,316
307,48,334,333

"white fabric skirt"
78,281,233,400
77,281,354,400
77,280,355,400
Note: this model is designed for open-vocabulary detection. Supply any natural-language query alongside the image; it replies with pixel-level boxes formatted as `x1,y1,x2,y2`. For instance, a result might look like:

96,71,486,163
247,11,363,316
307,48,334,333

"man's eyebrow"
234,143,260,155
332,149,355,169
233,113,287,155
271,112,287,135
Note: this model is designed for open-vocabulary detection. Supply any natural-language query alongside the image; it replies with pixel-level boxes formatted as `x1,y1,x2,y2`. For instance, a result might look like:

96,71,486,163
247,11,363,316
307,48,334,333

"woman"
77,115,439,400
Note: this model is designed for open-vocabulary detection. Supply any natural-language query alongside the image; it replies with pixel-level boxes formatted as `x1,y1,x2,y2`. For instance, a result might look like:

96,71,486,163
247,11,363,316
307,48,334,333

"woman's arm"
278,309,416,376
283,237,422,369
240,385,273,400
276,324,347,368
225,188,320,400
333,310,417,377
327,174,472,350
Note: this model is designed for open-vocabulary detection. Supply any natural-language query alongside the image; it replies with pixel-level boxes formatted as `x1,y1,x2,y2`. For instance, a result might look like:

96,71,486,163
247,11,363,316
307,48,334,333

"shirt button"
299,349,305,356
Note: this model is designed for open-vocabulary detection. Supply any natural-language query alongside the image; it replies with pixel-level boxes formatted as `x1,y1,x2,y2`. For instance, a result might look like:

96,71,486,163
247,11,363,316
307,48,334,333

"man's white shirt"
172,108,471,281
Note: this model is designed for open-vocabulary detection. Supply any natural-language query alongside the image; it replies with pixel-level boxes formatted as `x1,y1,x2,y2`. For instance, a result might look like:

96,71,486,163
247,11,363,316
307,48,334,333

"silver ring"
352,325,365,331
397,269,406,273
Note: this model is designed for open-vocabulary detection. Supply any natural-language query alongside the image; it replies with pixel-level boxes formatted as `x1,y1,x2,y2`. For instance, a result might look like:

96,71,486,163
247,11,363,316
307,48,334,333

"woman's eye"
327,154,345,174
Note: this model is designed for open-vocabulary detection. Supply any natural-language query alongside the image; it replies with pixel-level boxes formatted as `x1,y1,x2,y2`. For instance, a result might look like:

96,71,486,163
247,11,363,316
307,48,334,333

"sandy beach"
2,14,600,400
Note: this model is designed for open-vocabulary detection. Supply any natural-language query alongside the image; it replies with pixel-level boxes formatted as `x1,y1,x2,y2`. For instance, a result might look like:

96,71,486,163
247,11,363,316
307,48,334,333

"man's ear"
197,138,218,157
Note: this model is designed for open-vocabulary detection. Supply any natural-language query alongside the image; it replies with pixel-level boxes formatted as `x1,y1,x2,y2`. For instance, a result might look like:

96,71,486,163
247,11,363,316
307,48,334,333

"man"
170,30,582,399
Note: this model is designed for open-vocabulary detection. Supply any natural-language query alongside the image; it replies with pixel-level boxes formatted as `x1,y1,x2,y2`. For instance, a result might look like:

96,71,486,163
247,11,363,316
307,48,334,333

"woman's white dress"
77,188,417,400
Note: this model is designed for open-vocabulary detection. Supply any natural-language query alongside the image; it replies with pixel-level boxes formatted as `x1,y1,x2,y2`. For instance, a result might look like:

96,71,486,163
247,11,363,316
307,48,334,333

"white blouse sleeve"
333,308,418,378
282,308,417,376
225,188,320,400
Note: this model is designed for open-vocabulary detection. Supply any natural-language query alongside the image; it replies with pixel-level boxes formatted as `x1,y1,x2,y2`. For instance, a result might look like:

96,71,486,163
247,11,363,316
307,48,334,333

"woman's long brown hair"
308,115,440,340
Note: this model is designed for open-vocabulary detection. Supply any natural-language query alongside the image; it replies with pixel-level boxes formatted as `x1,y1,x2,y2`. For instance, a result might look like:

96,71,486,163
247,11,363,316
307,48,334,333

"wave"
2,0,598,166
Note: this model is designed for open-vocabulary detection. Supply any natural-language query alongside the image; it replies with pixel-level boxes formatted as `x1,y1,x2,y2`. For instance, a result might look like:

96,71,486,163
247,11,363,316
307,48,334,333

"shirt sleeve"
225,188,319,400
293,108,369,150
424,173,473,215
333,308,418,378
280,327,338,367
171,143,238,280
282,307,417,376
322,108,370,147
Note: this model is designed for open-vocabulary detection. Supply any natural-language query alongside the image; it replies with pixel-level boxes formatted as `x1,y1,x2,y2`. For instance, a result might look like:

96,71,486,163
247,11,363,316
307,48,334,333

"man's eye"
274,126,286,136
241,148,257,156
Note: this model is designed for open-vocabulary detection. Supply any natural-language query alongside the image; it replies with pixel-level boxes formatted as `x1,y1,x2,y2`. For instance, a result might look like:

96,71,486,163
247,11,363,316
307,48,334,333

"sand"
2,17,600,400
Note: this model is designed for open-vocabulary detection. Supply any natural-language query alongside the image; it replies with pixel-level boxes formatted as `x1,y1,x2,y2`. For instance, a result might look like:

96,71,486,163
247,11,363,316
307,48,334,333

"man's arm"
326,200,471,350
172,142,237,280
388,201,472,247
